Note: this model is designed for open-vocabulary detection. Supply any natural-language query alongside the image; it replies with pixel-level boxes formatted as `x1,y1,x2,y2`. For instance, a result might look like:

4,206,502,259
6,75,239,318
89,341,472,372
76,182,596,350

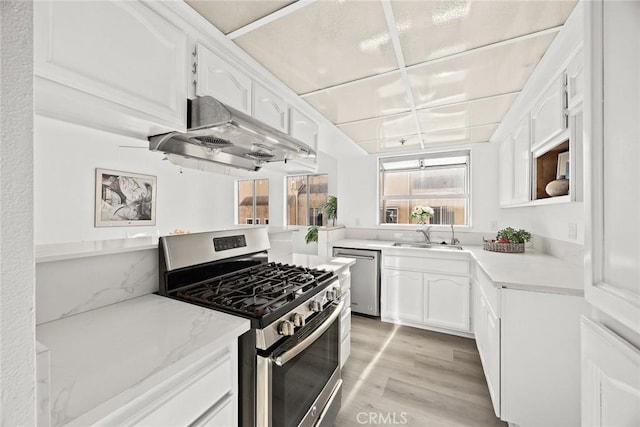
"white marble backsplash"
36,248,158,325
37,341,51,427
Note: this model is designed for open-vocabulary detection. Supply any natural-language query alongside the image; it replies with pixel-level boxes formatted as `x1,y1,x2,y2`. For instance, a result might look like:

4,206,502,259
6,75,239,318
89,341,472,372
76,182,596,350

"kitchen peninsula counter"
36,294,249,426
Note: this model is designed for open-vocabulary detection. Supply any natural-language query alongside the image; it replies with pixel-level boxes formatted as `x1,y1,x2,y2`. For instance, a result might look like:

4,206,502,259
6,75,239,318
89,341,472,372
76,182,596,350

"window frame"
285,173,329,227
236,178,269,226
377,150,472,228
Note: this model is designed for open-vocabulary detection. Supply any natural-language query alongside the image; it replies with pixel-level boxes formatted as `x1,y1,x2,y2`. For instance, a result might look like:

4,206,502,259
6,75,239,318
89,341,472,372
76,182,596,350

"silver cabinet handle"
272,301,344,366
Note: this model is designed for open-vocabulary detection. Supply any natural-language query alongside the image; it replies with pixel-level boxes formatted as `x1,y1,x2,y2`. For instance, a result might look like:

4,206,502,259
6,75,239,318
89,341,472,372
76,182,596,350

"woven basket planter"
483,239,525,253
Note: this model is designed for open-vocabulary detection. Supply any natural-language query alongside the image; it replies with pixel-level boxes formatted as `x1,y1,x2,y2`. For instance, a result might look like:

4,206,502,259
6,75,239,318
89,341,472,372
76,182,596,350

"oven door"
257,301,343,427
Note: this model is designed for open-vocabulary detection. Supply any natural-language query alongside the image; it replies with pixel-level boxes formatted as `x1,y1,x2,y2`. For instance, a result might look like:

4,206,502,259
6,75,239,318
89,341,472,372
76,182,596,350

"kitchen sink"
392,242,464,250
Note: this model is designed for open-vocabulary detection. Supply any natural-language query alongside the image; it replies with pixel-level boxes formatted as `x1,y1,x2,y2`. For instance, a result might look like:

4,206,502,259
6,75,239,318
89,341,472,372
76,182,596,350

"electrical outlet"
568,223,578,240
490,220,498,231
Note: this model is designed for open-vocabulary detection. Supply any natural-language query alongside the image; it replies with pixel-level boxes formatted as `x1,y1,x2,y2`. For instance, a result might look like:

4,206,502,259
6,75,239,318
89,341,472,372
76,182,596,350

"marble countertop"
330,239,583,296
36,294,249,426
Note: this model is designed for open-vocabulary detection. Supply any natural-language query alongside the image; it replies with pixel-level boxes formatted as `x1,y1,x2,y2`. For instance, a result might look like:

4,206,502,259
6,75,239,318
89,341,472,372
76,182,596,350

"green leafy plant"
305,226,318,244
322,196,338,226
496,227,532,244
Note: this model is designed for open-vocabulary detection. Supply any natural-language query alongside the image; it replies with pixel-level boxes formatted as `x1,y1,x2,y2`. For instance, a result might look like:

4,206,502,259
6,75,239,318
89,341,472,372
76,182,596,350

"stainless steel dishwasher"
332,247,381,316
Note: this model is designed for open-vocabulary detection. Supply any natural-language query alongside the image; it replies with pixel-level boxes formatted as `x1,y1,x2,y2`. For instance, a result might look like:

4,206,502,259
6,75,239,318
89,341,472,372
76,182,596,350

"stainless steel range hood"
148,96,316,172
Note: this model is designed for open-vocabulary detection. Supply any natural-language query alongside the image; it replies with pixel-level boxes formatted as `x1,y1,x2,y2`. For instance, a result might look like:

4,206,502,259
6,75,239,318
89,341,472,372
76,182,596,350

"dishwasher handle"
333,252,375,261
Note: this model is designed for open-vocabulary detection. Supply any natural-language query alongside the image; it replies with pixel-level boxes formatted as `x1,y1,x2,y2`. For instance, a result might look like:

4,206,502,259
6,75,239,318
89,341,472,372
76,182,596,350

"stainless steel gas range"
158,228,343,427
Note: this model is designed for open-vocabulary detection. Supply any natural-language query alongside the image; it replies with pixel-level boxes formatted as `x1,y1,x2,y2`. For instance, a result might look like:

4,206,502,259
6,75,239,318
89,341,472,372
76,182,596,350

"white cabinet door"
34,0,187,132
196,43,252,115
531,74,566,150
289,108,319,152
498,138,514,207
582,317,640,427
253,82,288,132
566,46,584,110
585,0,640,336
476,290,500,417
423,273,470,331
511,115,530,204
382,269,423,322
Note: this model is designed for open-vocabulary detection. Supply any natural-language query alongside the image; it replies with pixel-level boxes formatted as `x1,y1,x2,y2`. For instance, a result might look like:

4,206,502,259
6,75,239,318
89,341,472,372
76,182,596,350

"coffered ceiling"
186,0,577,154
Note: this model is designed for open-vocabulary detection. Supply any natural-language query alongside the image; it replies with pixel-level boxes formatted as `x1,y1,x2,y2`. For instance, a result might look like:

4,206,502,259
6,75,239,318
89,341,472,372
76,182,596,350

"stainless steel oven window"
257,304,341,427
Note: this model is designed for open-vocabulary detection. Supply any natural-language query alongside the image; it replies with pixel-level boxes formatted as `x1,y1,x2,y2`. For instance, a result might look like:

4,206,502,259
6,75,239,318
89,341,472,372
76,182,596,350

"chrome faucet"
450,224,460,246
417,226,432,243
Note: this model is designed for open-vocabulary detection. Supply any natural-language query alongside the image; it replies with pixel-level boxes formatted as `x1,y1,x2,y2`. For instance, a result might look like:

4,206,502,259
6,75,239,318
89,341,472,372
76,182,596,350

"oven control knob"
291,313,306,328
326,287,341,302
278,320,295,336
309,300,322,313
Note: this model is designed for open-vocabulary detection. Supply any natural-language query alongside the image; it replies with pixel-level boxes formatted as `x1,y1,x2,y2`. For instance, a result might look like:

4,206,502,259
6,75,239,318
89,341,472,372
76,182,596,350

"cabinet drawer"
339,271,351,293
340,333,351,368
341,307,351,340
384,255,469,275
131,349,233,426
192,395,234,427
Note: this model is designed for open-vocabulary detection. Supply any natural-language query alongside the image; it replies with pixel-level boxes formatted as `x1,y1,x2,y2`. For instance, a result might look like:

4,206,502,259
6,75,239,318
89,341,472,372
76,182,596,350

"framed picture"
95,168,157,227
557,151,570,179
264,218,269,225
385,207,399,224
246,218,254,225
255,218,261,224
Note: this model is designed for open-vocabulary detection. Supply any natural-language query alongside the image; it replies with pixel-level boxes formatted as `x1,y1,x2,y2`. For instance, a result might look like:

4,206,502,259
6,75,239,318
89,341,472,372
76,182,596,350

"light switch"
568,223,578,240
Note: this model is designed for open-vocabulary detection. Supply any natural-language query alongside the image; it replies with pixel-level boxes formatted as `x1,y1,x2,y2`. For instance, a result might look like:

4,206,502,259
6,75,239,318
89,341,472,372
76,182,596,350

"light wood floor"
336,315,506,427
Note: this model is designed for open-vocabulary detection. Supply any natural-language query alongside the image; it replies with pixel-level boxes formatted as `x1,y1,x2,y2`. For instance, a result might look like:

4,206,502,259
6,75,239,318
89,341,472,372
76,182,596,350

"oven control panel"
213,235,247,251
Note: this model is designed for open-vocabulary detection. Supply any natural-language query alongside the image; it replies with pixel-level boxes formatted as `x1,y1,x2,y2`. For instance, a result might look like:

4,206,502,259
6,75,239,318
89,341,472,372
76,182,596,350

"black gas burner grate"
176,262,333,318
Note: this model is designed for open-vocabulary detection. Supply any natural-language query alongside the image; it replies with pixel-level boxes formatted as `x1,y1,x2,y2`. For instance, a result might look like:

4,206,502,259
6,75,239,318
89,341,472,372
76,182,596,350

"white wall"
0,1,36,424
35,116,341,245
35,116,237,244
337,142,584,245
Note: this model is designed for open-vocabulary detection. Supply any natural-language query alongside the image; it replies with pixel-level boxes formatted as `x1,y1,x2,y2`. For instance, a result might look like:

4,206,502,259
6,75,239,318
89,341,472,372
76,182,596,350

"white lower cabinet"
338,268,352,368
91,342,238,427
381,252,471,335
473,265,585,426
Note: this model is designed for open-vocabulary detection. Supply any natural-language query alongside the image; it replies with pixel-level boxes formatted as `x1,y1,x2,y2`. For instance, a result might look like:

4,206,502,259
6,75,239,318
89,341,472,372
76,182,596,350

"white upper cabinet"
566,46,584,110
530,75,567,150
511,115,531,204
34,0,187,134
289,108,319,152
252,82,288,133
195,43,252,115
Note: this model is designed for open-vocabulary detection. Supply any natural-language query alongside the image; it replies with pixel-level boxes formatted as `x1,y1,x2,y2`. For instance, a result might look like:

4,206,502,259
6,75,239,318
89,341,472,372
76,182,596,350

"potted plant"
484,227,532,253
409,205,434,224
495,227,532,244
322,195,338,227
305,226,318,244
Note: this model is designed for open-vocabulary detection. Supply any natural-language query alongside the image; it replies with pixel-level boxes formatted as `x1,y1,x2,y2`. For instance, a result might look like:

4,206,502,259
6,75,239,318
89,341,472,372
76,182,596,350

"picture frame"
246,218,254,225
95,168,157,227
385,207,399,224
557,151,570,179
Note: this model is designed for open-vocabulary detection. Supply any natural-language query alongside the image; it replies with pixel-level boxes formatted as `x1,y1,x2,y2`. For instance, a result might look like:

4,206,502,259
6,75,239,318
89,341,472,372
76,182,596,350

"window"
237,179,269,225
379,151,470,226
287,174,328,226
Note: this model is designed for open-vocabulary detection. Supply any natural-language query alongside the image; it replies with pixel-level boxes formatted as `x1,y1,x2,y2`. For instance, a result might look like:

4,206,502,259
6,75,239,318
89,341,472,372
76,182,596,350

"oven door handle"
272,300,344,367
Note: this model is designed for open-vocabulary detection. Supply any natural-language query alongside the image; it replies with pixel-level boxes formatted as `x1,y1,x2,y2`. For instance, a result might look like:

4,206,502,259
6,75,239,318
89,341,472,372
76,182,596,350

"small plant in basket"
495,227,532,244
